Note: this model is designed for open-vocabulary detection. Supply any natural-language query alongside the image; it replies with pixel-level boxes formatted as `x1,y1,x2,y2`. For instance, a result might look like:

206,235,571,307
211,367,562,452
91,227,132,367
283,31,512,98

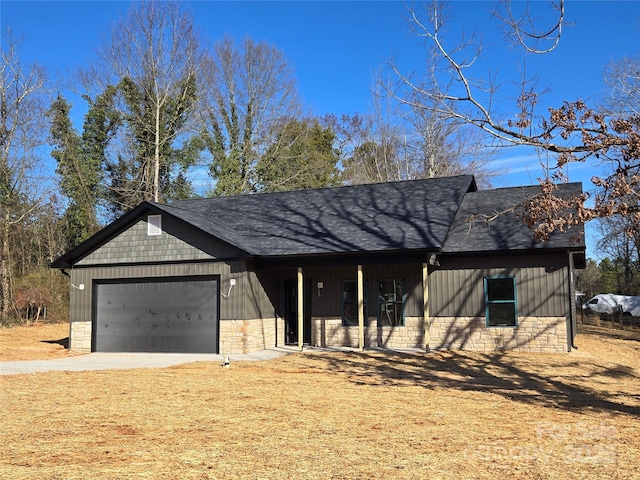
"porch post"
423,262,430,353
297,267,304,351
358,264,364,352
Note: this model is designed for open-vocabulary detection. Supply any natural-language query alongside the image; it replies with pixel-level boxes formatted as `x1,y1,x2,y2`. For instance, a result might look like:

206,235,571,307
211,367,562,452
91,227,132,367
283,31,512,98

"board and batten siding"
68,213,267,323
429,253,570,318
287,263,424,319
69,262,253,324
76,215,240,266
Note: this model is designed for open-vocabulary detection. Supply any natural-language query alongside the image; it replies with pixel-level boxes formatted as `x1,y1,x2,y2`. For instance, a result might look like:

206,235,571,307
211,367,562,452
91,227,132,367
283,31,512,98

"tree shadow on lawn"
297,349,640,417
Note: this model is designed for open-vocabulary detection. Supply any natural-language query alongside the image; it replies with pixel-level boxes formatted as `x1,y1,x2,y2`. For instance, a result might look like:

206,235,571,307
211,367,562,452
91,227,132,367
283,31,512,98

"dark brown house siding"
68,262,245,323
429,253,570,318
250,262,426,321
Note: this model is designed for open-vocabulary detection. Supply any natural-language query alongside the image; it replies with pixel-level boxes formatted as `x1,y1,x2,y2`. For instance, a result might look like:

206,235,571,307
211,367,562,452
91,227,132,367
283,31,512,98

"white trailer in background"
583,294,640,317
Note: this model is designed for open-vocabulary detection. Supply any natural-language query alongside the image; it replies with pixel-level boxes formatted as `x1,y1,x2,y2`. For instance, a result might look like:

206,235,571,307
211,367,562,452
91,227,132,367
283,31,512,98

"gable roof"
157,175,477,256
442,182,586,254
51,175,586,269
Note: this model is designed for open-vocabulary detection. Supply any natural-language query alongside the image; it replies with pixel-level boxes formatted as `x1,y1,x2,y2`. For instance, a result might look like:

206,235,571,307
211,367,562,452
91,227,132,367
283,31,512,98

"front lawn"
1,325,638,479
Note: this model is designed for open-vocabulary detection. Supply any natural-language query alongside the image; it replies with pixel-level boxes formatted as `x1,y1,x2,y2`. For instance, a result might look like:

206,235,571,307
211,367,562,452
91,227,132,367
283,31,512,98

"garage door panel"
95,277,218,353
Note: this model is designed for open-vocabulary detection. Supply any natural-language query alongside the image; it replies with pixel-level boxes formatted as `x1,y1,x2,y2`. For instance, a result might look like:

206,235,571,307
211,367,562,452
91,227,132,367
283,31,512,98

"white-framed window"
147,214,162,236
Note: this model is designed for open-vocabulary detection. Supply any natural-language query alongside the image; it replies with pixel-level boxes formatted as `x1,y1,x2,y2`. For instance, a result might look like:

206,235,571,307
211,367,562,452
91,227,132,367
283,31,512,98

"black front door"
284,279,312,345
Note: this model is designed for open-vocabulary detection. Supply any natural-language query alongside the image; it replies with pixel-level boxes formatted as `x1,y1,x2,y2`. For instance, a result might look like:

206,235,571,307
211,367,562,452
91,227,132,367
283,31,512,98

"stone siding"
70,321,92,352
68,315,568,354
219,318,278,355
427,316,568,353
311,316,426,349
310,315,568,353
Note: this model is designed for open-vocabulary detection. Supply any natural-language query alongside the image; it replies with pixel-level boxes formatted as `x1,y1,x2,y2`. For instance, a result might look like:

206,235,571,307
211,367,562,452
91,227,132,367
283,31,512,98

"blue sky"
2,0,640,257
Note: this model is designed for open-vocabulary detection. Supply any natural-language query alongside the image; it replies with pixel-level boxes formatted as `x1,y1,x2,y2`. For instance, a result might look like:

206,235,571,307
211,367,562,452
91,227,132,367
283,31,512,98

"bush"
1,269,69,326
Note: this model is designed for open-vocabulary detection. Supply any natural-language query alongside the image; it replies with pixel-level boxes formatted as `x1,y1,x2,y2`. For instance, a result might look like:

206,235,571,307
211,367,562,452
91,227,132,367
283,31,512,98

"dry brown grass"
1,324,639,479
0,322,72,361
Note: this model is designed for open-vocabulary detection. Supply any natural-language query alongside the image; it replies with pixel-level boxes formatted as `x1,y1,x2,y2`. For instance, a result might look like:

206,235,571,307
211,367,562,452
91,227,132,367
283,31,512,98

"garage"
94,276,219,353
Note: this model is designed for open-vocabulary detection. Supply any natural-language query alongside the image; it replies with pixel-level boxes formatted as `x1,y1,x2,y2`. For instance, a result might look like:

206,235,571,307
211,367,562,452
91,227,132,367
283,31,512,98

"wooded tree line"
1,0,638,323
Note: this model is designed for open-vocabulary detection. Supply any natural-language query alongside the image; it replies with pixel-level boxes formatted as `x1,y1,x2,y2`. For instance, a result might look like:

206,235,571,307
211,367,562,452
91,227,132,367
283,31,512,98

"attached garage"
53,177,586,355
94,276,219,353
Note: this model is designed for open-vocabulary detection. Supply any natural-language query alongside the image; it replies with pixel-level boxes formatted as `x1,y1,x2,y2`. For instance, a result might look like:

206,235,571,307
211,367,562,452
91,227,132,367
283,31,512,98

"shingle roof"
51,175,587,269
159,175,477,256
442,182,586,253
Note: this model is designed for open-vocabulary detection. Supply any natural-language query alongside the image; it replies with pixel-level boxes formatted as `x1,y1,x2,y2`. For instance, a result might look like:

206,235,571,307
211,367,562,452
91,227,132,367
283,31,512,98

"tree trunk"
1,212,12,320
154,99,161,202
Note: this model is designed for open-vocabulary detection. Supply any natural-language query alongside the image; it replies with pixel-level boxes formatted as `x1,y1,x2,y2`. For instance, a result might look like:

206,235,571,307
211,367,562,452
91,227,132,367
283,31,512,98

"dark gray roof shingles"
161,175,477,257
442,183,586,253
52,175,587,269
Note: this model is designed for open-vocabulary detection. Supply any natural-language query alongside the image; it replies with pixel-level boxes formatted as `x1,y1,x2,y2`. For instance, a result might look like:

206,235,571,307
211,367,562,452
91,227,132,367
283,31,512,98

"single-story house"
51,175,585,355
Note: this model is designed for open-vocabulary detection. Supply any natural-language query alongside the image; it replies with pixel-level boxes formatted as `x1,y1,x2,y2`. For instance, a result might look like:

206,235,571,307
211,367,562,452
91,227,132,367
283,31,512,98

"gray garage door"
94,277,219,353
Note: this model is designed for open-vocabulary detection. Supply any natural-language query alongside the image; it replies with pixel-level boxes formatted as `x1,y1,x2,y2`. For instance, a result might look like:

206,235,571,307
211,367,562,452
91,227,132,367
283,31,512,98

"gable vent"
147,214,162,236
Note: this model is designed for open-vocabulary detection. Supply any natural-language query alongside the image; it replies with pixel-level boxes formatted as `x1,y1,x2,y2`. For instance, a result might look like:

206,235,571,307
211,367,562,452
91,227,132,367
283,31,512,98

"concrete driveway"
0,348,292,376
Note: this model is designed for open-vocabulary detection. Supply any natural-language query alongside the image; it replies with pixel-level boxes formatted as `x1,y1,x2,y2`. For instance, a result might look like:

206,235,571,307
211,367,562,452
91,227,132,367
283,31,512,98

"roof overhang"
253,248,441,269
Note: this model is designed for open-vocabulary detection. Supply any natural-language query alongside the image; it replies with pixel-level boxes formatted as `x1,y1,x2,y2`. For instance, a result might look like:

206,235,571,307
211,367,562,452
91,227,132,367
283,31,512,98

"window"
147,214,162,236
378,279,404,326
484,276,517,327
342,280,367,326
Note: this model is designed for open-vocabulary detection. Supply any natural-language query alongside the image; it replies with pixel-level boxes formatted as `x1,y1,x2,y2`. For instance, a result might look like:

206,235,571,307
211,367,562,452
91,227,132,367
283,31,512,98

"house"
51,175,585,355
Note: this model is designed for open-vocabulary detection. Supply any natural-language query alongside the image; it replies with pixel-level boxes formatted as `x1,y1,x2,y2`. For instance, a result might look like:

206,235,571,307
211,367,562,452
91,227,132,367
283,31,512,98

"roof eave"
51,201,255,269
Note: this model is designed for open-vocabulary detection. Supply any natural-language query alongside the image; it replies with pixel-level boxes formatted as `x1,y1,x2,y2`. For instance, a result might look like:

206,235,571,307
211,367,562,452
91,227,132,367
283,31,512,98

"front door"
284,279,312,345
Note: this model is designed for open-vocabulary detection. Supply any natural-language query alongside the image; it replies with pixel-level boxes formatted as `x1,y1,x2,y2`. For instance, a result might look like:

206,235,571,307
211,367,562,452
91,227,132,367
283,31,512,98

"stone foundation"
311,316,426,349
427,316,568,353
69,315,568,354
219,318,279,355
70,321,92,352
310,316,568,353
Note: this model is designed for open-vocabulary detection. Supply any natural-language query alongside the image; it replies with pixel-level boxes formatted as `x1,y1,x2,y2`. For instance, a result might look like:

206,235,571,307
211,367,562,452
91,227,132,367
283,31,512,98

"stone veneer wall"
219,318,280,355
428,316,568,353
310,316,568,353
70,321,92,352
70,317,282,355
311,316,426,349
70,315,567,354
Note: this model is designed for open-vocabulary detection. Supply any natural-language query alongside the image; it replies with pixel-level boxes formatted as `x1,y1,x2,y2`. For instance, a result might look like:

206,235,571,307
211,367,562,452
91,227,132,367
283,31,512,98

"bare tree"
575,259,601,299
334,88,408,185
404,89,499,187
337,71,498,187
592,56,640,293
0,32,49,319
492,0,565,54
391,0,640,240
602,56,640,119
82,1,202,209
596,215,640,295
200,36,301,195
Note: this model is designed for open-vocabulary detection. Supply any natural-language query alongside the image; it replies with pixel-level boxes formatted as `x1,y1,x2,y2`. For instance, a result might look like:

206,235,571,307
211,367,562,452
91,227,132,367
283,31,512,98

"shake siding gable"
76,215,241,266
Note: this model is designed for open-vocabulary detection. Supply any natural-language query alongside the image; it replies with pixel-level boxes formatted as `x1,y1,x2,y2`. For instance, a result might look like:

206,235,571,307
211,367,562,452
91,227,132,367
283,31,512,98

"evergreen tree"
49,93,115,246
256,119,340,192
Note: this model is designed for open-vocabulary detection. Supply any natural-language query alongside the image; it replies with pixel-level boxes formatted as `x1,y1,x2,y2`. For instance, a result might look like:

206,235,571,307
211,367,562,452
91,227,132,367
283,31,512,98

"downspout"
358,264,364,352
567,252,578,350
